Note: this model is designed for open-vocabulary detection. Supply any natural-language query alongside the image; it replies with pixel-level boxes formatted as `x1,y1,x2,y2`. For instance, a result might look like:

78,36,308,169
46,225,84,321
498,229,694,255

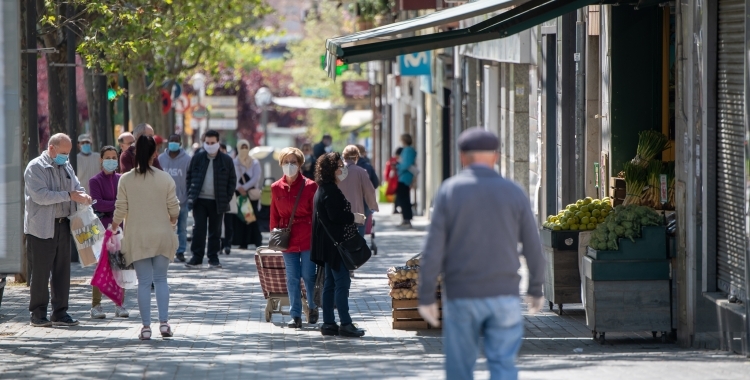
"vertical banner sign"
399,51,432,76
659,174,668,205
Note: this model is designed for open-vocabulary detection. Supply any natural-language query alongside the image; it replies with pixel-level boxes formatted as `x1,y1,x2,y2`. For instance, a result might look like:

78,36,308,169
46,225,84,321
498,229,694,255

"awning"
340,110,373,132
271,97,341,110
326,0,605,78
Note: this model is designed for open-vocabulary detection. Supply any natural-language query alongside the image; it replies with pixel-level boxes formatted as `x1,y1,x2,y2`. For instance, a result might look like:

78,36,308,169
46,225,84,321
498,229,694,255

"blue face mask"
54,153,69,166
81,144,92,154
102,159,118,172
168,142,181,152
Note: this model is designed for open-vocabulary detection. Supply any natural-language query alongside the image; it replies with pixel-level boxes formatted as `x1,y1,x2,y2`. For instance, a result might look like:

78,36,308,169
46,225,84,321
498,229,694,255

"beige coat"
113,167,180,265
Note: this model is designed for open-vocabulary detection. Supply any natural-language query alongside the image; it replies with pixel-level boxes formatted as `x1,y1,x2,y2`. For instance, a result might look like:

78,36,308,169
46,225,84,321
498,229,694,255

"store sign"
342,81,371,98
209,119,238,130
399,0,438,10
399,52,431,76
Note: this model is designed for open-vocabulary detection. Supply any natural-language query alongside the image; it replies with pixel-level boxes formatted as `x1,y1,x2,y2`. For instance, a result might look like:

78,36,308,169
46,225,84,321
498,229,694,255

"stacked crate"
388,253,442,330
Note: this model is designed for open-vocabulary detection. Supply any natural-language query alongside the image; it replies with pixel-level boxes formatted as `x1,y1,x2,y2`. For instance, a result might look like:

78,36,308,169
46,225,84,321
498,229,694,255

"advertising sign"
399,51,432,76
342,81,371,98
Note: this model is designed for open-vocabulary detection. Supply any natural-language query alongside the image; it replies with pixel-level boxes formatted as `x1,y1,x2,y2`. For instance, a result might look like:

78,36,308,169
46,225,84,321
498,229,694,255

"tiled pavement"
0,203,747,379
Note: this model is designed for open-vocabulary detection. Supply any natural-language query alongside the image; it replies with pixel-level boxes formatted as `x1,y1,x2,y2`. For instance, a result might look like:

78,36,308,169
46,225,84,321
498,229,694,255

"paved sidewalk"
0,203,747,379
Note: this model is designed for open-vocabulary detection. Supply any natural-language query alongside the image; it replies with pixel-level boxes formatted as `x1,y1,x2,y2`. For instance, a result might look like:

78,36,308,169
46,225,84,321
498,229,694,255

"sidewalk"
0,203,746,379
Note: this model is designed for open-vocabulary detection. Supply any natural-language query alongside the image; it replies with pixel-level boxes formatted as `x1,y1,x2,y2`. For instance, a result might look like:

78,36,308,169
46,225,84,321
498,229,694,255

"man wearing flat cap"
418,127,546,379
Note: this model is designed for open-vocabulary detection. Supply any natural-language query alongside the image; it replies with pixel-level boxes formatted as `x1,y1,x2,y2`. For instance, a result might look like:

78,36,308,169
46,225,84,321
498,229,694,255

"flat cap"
458,127,499,152
78,134,92,143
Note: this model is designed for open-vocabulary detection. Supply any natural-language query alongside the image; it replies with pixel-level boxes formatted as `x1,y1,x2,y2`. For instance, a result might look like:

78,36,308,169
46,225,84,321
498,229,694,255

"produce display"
543,197,614,231
588,204,663,251
620,130,675,209
387,253,441,300
631,130,671,167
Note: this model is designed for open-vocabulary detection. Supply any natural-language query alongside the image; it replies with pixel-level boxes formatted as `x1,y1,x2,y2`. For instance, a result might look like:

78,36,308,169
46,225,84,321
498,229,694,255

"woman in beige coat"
111,135,180,340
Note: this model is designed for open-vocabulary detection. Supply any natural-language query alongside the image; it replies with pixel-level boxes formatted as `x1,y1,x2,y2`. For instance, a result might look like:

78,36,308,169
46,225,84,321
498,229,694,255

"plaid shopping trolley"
255,247,309,322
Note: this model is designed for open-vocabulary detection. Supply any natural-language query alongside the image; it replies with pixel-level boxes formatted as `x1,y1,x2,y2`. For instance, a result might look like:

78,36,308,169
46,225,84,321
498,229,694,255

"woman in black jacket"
311,152,366,337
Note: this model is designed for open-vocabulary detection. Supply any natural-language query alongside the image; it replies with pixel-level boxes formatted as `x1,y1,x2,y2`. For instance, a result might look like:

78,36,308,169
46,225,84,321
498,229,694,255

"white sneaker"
115,306,130,318
90,306,106,319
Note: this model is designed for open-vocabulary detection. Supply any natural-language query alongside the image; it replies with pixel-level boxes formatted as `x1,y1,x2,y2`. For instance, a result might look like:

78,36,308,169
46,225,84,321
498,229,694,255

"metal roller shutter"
716,0,746,301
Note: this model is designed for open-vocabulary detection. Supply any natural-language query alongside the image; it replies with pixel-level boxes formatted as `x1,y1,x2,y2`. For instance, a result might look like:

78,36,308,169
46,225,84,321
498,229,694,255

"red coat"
384,157,399,195
269,174,318,253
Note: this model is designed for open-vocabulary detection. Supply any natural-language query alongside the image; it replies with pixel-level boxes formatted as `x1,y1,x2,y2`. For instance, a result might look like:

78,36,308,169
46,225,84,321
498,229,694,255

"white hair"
48,133,71,147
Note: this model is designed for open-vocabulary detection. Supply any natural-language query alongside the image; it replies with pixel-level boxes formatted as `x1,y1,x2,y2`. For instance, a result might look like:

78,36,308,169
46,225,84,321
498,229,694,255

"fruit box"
587,226,667,261
541,228,579,251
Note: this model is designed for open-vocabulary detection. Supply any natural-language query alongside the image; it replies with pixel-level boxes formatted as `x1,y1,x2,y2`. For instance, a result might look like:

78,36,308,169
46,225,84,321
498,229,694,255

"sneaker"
159,322,173,338
51,315,79,326
90,306,106,319
30,317,52,327
339,323,365,337
208,261,223,269
185,260,202,269
174,253,186,262
115,306,129,318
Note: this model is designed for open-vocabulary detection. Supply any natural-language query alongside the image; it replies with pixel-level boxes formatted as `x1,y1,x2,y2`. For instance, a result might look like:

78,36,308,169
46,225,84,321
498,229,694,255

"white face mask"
336,165,348,182
204,142,220,155
282,163,298,177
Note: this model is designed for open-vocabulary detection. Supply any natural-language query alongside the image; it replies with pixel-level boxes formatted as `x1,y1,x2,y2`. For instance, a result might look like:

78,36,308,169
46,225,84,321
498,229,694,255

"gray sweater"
418,165,545,305
159,149,192,205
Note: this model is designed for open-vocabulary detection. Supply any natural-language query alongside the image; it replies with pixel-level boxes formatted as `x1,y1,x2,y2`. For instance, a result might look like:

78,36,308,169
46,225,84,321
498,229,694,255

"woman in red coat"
270,147,319,329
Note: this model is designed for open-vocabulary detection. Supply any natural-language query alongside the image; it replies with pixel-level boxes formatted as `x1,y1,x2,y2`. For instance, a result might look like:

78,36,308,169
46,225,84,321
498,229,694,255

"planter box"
587,226,667,261
582,255,670,281
585,277,671,335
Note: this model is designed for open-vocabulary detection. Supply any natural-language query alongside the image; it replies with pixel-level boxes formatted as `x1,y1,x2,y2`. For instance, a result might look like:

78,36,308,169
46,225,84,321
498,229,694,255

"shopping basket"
254,247,309,322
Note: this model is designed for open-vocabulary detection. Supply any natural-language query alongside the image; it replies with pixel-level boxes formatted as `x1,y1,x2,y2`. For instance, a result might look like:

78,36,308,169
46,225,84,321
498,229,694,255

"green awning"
326,0,605,78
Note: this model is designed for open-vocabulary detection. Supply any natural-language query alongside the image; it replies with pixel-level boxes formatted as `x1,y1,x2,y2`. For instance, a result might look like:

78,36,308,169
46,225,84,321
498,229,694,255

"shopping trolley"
254,247,309,322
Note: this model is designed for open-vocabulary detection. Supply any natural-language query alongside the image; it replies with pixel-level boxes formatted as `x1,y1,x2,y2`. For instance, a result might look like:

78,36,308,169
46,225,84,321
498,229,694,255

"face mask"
203,142,220,155
282,163,298,177
54,153,69,166
102,159,118,172
336,165,348,182
239,148,250,157
81,144,92,154
168,142,181,152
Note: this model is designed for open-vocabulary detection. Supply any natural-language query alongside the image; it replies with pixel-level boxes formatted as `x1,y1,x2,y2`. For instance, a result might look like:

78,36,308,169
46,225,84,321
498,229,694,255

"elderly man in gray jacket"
25,133,92,327
418,127,546,380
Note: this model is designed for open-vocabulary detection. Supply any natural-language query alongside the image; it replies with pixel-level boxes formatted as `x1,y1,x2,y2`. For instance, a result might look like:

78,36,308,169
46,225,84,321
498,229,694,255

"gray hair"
48,133,71,147
133,123,152,139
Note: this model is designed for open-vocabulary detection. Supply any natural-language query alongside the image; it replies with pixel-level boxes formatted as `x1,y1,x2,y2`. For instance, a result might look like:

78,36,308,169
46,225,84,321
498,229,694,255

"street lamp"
254,87,272,146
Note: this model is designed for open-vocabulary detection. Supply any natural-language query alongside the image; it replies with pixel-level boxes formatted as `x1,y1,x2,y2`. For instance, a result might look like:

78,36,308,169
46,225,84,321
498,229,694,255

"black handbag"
268,181,305,251
317,213,372,270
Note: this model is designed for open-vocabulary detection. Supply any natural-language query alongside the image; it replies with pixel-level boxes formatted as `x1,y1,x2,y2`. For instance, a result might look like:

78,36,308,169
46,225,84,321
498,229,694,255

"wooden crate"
542,245,582,310
585,278,671,333
391,298,442,330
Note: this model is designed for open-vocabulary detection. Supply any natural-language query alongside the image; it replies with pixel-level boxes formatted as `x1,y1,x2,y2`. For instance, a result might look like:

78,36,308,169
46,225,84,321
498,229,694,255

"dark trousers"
322,262,352,325
232,200,263,248
222,212,234,250
190,198,222,263
27,219,71,320
395,182,413,221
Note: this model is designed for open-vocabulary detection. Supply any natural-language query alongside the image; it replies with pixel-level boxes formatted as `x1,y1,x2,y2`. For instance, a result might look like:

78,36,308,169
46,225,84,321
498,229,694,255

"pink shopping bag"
90,230,125,306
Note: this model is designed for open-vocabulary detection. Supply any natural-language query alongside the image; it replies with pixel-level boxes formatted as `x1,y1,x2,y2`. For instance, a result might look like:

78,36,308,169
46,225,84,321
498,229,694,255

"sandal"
139,326,152,340
159,322,173,338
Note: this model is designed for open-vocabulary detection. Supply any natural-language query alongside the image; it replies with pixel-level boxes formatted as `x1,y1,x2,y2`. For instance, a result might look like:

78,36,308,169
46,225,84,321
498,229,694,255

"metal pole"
123,76,129,131
261,107,268,146
66,4,77,167
25,0,38,157
452,46,463,175
574,10,587,200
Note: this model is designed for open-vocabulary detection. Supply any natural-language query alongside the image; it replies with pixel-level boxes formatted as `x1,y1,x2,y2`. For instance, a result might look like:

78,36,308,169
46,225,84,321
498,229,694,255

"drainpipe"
575,8,587,200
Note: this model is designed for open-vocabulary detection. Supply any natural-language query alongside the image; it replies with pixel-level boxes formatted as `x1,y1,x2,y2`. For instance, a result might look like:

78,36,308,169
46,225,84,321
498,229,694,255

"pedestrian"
418,127,546,379
119,123,163,173
269,147,319,328
76,134,100,194
185,130,236,269
117,132,135,155
383,147,403,214
111,135,180,340
25,133,92,327
311,152,366,337
218,143,235,255
232,139,263,250
338,145,379,237
89,145,130,319
354,144,379,189
300,143,315,179
158,134,192,262
312,134,332,161
395,134,416,228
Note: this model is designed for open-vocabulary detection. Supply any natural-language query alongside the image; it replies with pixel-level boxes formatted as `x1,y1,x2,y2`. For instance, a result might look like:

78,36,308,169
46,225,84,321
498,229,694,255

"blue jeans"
176,205,189,254
283,251,317,319
322,262,352,325
443,295,524,380
133,255,170,326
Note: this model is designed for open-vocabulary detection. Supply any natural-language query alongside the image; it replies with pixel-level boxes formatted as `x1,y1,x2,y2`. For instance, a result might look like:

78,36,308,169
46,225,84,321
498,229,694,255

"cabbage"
614,225,626,236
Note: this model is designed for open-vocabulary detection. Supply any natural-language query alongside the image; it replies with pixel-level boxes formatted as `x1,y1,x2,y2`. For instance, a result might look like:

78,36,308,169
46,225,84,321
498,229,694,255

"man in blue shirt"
395,134,416,228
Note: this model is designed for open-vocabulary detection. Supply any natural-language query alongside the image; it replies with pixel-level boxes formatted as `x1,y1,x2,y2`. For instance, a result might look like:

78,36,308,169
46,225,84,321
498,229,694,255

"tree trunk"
129,72,169,137
83,67,100,147
46,51,69,136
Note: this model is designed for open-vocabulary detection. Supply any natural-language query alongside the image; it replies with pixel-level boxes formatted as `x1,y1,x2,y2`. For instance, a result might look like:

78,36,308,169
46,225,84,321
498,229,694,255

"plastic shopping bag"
107,229,137,289
69,205,106,267
91,230,125,306
237,195,257,224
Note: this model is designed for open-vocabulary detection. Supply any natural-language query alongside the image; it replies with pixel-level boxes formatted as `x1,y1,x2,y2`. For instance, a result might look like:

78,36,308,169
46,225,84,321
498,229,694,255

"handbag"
268,181,305,251
237,195,256,224
229,193,238,214
238,171,262,201
317,212,372,271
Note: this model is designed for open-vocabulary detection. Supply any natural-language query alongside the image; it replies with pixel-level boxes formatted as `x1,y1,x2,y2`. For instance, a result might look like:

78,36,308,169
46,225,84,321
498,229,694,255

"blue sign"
399,51,431,76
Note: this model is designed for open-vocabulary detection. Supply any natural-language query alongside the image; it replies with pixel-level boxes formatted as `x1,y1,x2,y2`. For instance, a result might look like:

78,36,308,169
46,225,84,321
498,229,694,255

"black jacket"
186,149,237,214
311,181,356,270
313,141,327,161
356,156,379,189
